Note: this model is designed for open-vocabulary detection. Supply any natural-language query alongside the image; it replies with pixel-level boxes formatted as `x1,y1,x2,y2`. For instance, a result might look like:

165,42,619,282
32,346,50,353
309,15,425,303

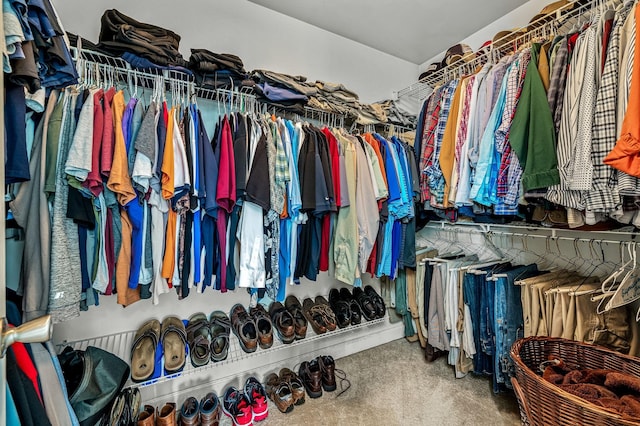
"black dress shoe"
353,287,377,321
339,288,362,325
329,289,351,328
364,285,386,318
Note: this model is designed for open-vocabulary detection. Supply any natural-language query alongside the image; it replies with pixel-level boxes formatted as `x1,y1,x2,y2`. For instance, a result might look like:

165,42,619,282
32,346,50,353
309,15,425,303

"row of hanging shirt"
414,0,640,227
9,68,421,322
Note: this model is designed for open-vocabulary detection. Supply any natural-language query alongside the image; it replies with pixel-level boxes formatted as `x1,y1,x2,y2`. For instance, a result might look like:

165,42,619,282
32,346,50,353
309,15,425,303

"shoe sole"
323,383,337,392
222,405,253,426
304,384,323,399
252,406,269,422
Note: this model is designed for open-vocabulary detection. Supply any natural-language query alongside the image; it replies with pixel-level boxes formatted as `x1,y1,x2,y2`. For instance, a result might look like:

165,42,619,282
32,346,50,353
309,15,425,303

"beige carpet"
221,338,521,426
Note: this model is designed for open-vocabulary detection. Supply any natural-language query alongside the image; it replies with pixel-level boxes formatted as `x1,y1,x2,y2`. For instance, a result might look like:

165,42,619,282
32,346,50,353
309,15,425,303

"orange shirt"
106,91,136,205
161,107,175,200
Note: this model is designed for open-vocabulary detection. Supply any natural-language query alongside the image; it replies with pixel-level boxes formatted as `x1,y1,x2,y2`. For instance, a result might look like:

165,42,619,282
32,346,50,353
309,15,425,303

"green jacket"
509,43,561,191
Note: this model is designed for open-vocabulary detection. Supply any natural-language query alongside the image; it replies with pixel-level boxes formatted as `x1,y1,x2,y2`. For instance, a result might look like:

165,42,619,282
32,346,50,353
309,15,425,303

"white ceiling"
248,0,529,64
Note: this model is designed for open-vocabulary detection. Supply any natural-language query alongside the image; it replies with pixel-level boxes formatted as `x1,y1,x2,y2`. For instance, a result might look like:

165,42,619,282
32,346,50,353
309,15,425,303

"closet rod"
71,47,349,125
424,221,640,240
427,225,635,247
397,0,597,100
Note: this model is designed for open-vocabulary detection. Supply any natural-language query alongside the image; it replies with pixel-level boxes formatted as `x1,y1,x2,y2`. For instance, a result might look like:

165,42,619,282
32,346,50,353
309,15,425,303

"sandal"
285,295,308,339
302,298,327,335
209,310,231,362
130,319,161,382
160,316,187,374
314,296,338,331
186,312,211,368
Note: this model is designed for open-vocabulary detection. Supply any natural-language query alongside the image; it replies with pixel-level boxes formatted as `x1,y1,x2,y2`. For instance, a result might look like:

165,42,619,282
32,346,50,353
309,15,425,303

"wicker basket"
510,337,640,426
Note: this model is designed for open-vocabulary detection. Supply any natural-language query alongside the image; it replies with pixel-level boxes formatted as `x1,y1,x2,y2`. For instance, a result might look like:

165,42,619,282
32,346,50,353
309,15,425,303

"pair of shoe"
178,392,221,426
222,377,269,426
131,316,187,382
301,296,338,334
106,387,140,425
230,304,273,354
268,295,309,342
331,286,386,324
298,355,337,399
137,402,178,426
264,368,305,413
186,311,233,367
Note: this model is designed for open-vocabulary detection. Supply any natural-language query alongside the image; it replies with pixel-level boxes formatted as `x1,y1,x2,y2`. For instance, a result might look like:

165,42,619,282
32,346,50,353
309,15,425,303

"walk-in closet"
4,1,640,425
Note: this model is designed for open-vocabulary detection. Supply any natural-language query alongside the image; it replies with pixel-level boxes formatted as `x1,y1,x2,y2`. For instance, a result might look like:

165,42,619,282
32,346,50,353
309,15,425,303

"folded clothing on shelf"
98,9,187,67
189,48,249,90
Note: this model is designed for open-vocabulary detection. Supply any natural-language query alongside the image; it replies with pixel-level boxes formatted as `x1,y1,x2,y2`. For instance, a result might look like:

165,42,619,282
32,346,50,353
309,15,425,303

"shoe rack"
54,280,403,406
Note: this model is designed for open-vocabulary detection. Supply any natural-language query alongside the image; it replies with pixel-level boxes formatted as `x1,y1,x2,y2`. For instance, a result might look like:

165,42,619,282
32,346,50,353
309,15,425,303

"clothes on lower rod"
411,255,632,392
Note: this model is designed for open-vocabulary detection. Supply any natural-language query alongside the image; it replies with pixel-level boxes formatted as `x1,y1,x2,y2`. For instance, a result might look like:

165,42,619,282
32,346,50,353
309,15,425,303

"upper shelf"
397,0,595,101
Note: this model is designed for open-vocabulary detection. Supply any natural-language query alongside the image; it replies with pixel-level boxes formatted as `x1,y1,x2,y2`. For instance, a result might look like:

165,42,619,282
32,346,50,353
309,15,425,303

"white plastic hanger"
603,242,639,312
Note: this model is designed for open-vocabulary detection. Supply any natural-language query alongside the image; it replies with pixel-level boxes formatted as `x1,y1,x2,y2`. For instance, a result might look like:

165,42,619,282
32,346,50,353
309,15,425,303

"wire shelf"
56,315,388,389
397,0,597,101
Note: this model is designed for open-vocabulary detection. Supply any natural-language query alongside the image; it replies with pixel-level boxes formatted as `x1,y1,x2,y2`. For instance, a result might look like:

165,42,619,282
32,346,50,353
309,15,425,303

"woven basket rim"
510,336,640,423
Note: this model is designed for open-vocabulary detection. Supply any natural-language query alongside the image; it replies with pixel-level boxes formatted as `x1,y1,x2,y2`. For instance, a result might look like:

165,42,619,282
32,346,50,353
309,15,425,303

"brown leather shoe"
279,368,306,406
138,405,155,426
317,355,337,392
157,402,177,426
269,301,295,344
284,295,308,339
265,373,294,413
230,304,258,353
249,304,274,349
314,296,338,331
298,359,323,398
199,392,221,426
179,397,199,426
302,298,327,335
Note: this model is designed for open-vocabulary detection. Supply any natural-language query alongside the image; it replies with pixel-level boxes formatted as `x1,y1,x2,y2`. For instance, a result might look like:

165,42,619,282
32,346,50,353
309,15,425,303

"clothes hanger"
592,241,633,312
602,242,639,311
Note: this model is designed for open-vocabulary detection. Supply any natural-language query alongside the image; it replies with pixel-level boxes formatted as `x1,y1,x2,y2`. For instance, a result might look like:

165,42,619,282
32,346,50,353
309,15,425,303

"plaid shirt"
547,38,569,132
556,5,630,213
454,76,475,180
419,88,443,202
425,79,458,206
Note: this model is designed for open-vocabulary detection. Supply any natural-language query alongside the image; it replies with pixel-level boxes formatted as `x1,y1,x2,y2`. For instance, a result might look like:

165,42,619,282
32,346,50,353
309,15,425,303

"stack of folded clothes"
372,99,418,127
97,9,188,68
310,80,361,119
10,0,79,91
188,49,249,90
250,69,316,113
542,356,640,420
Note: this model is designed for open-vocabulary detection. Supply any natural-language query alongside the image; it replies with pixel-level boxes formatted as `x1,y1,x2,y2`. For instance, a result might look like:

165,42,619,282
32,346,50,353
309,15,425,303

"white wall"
55,0,418,103
418,0,552,71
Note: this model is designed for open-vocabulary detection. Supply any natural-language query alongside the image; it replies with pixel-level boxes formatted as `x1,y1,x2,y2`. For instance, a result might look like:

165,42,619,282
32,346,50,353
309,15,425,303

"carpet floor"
220,338,521,426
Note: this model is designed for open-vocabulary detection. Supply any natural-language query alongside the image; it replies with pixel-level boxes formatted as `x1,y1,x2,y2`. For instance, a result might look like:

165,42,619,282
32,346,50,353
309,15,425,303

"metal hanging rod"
397,0,601,101
71,47,349,125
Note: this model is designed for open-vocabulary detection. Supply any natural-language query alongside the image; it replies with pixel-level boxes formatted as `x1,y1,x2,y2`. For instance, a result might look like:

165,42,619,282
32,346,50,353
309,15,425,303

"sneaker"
222,387,253,426
244,376,269,421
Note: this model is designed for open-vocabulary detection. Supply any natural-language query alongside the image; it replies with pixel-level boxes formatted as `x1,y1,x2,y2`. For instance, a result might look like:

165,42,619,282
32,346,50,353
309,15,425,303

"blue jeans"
493,264,538,392
464,271,492,375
